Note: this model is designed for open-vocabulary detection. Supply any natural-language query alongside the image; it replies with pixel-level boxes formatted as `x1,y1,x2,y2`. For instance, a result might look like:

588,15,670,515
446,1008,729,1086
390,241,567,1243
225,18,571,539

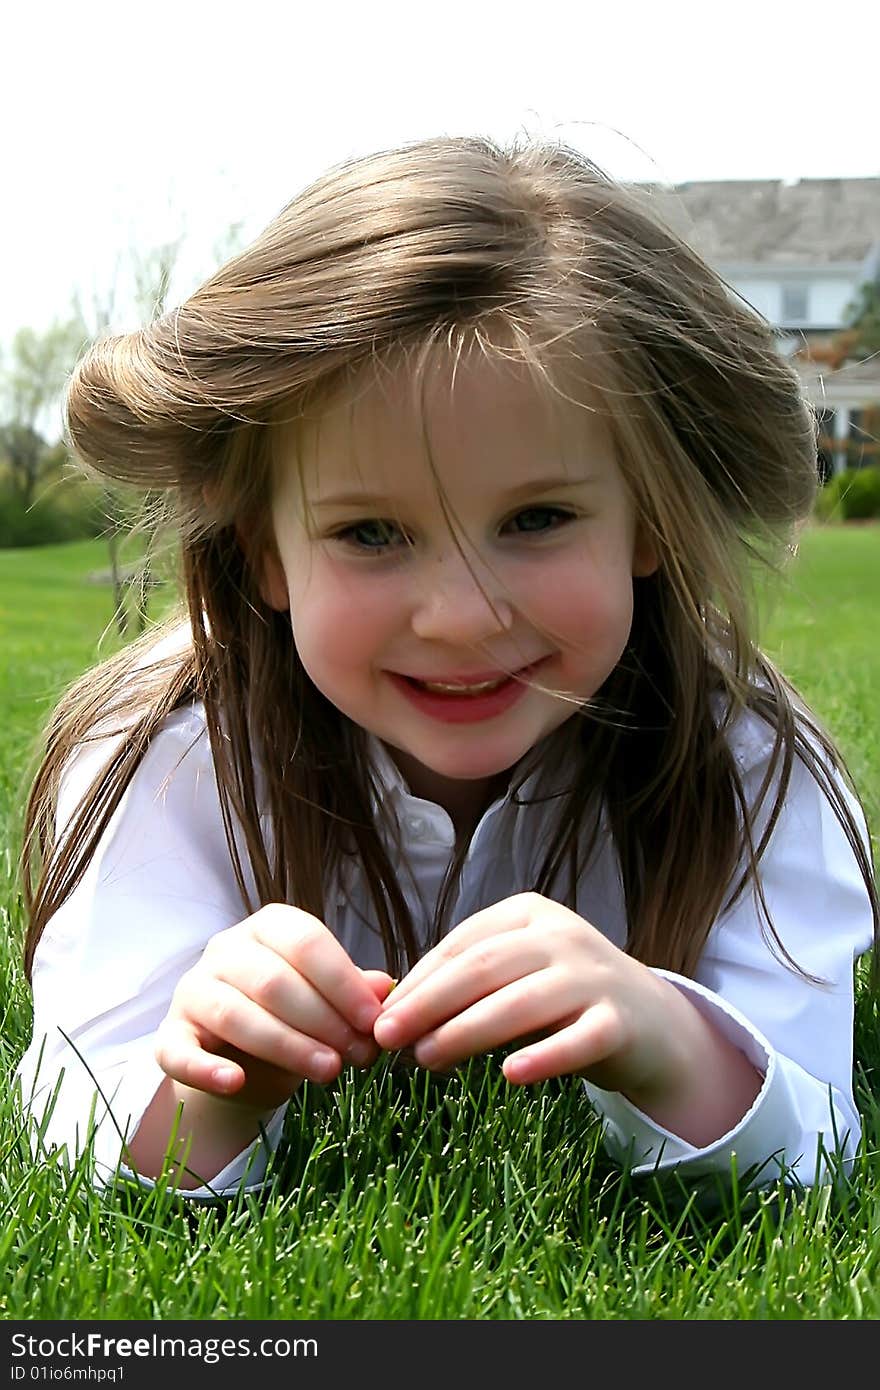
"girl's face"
258,356,658,821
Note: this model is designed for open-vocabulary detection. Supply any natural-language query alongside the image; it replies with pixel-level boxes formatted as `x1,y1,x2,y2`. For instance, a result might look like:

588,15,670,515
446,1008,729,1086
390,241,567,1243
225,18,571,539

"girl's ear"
200,486,290,610
234,526,290,611
632,521,660,579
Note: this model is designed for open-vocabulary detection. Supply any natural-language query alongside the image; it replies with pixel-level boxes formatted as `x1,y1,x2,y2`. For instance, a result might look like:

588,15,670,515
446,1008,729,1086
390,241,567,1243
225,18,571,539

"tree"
0,319,86,508
1,217,247,612
71,269,134,635
835,274,880,362
71,220,246,635
71,236,186,636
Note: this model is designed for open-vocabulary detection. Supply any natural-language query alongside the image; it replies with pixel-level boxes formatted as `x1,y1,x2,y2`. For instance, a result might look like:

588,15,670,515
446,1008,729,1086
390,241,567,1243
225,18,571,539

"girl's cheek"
530,562,635,662
305,573,403,655
530,559,620,617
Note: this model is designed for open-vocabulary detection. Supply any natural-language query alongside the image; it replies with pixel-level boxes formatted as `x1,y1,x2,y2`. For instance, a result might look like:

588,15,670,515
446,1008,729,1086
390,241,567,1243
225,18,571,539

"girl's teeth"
419,677,507,694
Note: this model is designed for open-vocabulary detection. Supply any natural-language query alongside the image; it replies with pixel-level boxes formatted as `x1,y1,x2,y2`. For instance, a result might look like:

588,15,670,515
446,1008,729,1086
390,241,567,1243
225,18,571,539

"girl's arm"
580,735,874,1186
16,708,299,1198
124,1077,278,1189
16,704,390,1198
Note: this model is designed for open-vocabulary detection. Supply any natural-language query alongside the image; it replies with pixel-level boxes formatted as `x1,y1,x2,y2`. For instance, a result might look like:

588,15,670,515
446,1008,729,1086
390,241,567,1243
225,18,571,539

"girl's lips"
386,658,551,724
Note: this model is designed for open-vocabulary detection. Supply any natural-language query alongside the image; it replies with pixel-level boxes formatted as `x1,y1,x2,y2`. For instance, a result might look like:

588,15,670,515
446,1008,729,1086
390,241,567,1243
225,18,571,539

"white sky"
4,0,880,349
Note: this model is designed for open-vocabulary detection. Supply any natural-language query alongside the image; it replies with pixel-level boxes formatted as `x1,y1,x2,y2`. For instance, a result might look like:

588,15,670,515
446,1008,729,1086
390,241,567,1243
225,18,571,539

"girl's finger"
155,1016,249,1095
404,968,574,1070
363,970,397,1002
171,976,344,1083
382,894,540,1007
211,939,361,1056
374,933,550,1050
154,1017,307,1102
502,1001,625,1086
249,905,384,1033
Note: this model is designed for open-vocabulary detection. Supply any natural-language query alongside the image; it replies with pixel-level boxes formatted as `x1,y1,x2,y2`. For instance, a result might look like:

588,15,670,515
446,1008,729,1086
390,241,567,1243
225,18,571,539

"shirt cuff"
108,1103,290,1202
582,969,788,1184
30,1039,291,1202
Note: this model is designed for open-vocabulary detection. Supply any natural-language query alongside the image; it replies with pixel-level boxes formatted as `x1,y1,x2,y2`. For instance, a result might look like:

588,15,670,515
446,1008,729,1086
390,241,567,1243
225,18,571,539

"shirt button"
407,816,425,836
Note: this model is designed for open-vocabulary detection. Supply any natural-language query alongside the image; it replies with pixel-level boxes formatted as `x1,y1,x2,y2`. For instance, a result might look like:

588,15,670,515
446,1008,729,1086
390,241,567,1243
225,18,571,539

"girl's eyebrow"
311,475,601,509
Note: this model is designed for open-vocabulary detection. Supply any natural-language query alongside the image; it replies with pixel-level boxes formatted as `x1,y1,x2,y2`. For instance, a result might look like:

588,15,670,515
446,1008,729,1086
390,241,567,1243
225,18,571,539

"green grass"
1,526,878,1321
0,536,162,804
757,523,880,831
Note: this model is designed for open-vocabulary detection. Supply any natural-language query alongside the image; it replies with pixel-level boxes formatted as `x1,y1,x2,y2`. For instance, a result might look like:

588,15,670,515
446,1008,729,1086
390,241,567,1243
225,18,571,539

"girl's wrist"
126,1076,285,1190
621,984,763,1147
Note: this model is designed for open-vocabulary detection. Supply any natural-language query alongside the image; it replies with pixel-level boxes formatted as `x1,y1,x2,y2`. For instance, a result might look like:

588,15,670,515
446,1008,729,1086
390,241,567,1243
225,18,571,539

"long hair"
20,134,878,984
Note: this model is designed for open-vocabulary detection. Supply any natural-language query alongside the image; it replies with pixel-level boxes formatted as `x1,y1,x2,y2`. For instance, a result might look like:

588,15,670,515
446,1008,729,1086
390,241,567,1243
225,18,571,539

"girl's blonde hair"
21,134,878,983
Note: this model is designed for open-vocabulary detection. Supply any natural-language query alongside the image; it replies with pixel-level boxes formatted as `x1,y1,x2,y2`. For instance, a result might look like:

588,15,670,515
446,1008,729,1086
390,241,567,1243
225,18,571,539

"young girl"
15,135,877,1200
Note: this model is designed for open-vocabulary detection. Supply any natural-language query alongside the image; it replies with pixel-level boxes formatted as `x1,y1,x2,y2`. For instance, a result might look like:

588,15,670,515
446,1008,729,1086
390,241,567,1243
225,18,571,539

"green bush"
0,477,108,547
815,466,880,523
840,465,880,520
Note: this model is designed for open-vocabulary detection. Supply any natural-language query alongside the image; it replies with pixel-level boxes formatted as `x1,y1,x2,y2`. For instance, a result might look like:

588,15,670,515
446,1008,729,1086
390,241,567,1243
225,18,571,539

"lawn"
0,526,878,1320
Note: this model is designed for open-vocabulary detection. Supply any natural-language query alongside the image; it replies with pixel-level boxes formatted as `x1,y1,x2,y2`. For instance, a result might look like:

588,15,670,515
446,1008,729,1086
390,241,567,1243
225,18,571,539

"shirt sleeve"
582,711,875,1188
13,705,288,1202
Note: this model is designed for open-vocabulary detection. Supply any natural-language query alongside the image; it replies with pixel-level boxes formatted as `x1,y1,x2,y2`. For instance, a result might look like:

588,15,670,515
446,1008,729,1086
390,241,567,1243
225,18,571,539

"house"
641,178,880,477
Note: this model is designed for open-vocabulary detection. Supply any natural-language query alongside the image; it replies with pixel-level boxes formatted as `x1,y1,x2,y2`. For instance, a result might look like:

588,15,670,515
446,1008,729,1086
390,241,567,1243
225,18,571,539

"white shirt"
14,687,874,1202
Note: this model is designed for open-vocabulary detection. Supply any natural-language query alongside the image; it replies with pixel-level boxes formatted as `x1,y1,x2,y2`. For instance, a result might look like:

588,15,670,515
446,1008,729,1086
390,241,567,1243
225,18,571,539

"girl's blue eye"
333,507,576,554
510,507,574,534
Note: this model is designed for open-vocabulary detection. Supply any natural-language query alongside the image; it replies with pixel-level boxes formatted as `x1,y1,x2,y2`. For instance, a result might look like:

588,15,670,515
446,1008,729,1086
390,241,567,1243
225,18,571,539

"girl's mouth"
387,659,549,724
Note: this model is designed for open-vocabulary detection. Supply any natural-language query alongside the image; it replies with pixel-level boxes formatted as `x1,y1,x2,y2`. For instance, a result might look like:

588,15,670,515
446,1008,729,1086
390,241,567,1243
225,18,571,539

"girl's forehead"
286,353,613,498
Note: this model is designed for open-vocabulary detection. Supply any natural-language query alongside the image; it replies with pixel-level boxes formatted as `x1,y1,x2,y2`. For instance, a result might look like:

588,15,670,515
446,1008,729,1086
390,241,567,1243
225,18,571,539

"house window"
781,283,809,322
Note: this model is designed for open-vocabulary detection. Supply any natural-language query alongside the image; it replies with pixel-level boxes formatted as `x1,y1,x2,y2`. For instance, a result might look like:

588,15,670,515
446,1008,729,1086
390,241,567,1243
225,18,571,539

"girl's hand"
155,904,394,1112
372,893,760,1140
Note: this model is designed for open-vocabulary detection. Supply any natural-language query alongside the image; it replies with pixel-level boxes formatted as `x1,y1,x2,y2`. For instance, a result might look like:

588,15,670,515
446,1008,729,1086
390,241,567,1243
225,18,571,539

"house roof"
635,178,880,267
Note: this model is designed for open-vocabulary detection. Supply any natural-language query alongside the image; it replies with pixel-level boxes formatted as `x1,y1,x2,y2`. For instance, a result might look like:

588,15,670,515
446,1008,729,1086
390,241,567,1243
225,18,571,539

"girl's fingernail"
505,1054,532,1083
373,1015,402,1047
213,1066,239,1089
309,1047,339,1079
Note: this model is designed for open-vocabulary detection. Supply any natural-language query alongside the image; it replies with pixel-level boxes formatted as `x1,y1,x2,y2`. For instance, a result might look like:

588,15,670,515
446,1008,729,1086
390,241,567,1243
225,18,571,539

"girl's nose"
410,551,514,642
